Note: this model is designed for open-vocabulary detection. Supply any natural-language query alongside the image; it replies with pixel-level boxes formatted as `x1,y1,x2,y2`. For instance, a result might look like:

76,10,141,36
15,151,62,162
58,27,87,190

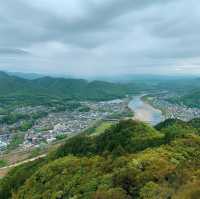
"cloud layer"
0,0,200,76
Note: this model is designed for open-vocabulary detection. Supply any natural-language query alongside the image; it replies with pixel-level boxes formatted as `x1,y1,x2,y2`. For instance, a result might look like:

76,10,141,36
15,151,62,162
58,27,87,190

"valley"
0,72,200,160
1,1,200,197
0,72,199,199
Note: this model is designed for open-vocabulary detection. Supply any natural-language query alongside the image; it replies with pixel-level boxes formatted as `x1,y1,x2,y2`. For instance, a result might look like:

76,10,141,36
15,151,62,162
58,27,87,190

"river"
128,95,164,125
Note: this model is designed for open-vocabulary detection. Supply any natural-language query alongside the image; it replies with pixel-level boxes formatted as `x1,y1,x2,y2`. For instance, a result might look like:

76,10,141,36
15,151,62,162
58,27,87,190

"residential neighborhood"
0,99,131,151
146,94,200,121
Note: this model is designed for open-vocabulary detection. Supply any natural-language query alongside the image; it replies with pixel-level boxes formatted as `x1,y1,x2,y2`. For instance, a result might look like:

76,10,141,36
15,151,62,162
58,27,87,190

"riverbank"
142,94,200,121
128,95,164,125
141,95,168,116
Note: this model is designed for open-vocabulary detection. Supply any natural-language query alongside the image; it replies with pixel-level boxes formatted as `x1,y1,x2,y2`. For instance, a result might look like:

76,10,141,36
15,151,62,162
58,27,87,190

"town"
0,99,132,151
145,93,200,121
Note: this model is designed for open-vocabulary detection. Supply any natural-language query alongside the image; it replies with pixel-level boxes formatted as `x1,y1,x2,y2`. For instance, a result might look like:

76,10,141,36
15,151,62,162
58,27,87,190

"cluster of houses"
21,99,128,149
148,95,200,121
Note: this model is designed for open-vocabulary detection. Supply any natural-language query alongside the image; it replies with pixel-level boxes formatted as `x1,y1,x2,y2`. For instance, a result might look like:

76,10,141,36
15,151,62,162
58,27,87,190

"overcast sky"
0,0,200,77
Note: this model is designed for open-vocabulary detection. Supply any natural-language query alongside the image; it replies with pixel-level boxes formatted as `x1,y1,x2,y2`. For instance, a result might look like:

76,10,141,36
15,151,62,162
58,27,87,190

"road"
0,154,46,170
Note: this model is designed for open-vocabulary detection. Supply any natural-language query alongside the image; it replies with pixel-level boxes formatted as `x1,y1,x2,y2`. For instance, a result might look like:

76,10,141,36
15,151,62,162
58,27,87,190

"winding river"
128,95,164,125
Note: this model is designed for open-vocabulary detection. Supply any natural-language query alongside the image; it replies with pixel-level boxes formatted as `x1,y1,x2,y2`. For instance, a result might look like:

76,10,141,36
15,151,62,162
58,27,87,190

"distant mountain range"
5,71,199,82
0,70,199,106
7,72,45,80
0,71,133,102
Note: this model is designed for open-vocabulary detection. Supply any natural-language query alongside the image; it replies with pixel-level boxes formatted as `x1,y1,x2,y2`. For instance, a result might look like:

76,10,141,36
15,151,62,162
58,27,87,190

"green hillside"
165,78,200,108
1,119,200,199
0,72,134,108
178,91,200,108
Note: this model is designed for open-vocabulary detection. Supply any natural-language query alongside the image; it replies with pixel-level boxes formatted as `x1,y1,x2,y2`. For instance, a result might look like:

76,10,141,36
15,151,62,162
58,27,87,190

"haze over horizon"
1,0,200,77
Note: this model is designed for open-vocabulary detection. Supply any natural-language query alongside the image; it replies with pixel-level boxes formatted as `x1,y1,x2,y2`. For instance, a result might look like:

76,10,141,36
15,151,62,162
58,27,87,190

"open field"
90,121,113,137
0,137,69,178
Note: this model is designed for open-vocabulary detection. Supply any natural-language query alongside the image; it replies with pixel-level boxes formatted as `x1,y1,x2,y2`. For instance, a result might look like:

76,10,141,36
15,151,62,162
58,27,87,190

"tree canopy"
1,119,200,199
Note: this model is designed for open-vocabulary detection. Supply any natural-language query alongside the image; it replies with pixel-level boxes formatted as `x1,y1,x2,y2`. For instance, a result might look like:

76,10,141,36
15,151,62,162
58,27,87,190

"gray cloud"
0,48,30,56
0,0,200,76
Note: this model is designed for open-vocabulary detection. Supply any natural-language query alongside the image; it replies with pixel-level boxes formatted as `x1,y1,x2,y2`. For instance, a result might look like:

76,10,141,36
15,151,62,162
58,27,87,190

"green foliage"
55,134,68,140
155,118,188,131
0,113,30,125
78,106,90,112
0,158,46,199
166,78,200,108
29,147,46,159
92,188,130,199
95,120,163,155
0,73,135,108
1,119,200,199
52,120,163,159
19,121,33,131
178,91,200,108
89,122,113,137
188,118,200,132
155,118,199,143
52,135,95,159
0,160,7,168
7,133,25,150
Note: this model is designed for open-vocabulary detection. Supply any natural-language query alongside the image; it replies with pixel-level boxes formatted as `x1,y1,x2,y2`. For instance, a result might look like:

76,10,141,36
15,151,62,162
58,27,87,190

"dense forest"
0,71,134,106
158,78,200,108
170,91,200,108
0,118,200,199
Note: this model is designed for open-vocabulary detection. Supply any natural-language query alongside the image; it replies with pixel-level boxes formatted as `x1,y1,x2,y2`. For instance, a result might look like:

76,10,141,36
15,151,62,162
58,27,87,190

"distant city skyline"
0,0,200,76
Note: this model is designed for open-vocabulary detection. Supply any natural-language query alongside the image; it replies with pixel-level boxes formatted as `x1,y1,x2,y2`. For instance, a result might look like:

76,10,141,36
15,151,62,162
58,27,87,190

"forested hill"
153,77,200,108
175,90,200,108
1,119,200,199
0,71,133,101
